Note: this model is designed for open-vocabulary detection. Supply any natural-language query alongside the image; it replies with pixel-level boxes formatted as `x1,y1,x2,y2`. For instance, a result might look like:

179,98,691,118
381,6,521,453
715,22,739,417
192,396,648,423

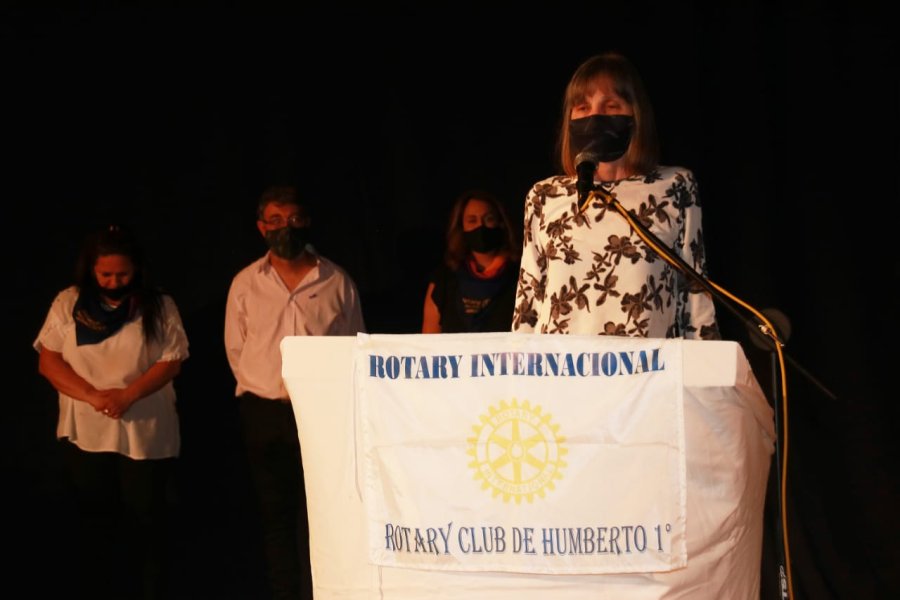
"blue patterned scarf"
73,289,139,346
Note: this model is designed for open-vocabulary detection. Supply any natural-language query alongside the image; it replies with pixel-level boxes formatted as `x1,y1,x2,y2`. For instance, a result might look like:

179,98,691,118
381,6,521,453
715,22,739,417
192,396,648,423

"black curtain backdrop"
5,5,898,599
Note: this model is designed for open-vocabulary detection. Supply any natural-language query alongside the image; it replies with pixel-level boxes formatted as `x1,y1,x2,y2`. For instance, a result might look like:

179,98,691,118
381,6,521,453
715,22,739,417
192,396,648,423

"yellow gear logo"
467,398,567,504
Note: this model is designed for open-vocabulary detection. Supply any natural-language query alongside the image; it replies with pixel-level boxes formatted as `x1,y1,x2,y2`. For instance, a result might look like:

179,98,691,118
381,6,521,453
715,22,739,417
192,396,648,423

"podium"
282,334,774,599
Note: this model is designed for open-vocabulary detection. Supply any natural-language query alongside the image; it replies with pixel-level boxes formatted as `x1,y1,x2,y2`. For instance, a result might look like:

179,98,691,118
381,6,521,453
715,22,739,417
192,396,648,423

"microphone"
575,151,599,208
746,307,792,350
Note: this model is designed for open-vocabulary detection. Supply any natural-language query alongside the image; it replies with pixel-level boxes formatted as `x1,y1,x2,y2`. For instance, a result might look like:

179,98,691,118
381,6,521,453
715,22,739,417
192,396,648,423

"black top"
429,258,519,333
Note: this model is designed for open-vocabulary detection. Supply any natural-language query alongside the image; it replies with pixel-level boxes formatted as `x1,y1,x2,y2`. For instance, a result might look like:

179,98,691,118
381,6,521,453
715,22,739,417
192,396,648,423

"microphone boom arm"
585,187,836,400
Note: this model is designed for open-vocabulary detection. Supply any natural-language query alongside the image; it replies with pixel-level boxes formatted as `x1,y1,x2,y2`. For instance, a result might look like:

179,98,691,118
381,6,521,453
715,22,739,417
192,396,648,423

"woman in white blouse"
34,224,189,599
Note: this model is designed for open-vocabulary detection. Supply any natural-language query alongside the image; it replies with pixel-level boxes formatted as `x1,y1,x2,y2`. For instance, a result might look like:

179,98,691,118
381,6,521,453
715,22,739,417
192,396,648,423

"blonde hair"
557,52,659,177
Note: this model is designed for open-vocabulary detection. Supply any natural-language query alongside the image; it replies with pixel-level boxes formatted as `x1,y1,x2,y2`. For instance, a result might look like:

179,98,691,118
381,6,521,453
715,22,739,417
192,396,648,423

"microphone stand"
582,185,836,600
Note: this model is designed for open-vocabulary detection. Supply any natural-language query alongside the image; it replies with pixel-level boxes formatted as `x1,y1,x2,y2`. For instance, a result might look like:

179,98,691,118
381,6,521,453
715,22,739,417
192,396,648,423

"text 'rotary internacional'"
368,348,666,380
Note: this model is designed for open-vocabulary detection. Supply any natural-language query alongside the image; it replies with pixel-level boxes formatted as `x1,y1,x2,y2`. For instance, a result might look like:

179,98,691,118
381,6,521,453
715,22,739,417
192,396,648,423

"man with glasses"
225,185,365,599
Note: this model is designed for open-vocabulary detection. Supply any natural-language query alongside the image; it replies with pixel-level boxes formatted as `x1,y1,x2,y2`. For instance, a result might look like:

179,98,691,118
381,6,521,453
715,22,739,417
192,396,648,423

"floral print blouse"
512,166,719,339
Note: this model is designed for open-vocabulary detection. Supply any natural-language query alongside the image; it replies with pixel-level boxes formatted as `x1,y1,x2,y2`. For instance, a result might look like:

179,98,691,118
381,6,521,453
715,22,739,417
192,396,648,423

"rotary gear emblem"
467,398,567,504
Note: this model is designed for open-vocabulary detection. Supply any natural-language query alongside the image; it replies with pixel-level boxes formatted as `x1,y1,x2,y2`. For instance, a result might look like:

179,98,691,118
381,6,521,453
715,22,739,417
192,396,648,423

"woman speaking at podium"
512,52,719,340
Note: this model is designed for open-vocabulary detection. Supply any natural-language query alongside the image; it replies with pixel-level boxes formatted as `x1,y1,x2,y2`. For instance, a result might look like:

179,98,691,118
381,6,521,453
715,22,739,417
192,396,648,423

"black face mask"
464,226,504,253
265,226,310,259
97,282,135,301
569,114,635,163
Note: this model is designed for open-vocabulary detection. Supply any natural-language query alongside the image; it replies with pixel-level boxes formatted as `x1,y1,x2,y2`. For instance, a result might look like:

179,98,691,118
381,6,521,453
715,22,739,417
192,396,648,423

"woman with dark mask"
513,52,719,339
422,189,521,333
34,224,189,599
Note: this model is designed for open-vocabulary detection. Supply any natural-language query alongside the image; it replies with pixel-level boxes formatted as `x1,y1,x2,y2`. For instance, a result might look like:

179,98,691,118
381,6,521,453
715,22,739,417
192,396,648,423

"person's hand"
96,388,137,419
82,388,110,414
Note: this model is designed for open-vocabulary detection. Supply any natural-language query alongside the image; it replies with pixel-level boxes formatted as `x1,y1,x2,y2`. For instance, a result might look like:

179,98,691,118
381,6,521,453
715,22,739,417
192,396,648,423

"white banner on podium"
355,332,687,575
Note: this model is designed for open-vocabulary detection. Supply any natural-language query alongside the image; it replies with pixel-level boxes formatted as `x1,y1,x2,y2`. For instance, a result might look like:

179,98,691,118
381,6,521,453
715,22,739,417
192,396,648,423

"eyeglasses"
260,215,305,228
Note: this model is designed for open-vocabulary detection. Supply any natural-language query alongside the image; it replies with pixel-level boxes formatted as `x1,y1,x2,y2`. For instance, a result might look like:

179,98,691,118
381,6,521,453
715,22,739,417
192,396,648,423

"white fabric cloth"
33,286,189,459
513,167,718,339
225,251,365,400
282,335,774,599
356,334,688,575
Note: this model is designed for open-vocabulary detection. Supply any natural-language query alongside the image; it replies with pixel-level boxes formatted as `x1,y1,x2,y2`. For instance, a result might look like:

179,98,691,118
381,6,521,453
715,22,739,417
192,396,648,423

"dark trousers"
239,393,313,600
61,439,175,600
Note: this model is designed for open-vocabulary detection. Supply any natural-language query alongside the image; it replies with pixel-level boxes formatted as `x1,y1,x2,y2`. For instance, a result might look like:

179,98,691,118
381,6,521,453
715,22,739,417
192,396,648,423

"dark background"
4,4,898,599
